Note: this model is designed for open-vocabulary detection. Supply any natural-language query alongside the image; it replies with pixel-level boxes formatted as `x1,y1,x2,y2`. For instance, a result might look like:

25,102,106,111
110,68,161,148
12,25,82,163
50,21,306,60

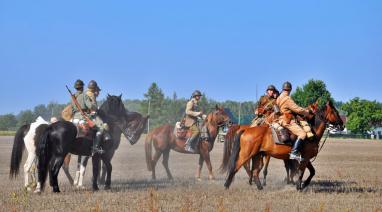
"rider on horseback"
184,90,207,153
251,85,278,127
276,81,312,161
72,80,111,155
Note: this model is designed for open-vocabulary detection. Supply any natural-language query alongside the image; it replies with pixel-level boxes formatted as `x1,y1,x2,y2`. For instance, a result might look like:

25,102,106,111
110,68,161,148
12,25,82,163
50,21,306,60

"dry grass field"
0,136,381,211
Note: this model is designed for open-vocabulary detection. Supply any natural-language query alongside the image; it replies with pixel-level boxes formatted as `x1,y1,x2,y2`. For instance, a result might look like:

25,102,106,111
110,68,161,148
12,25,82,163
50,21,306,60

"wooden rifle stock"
66,86,95,128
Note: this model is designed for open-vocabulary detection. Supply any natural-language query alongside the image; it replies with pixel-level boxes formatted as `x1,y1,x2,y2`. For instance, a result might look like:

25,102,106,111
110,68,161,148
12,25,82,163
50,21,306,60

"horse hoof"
104,185,111,190
33,189,41,194
208,176,215,181
92,186,99,191
196,177,202,181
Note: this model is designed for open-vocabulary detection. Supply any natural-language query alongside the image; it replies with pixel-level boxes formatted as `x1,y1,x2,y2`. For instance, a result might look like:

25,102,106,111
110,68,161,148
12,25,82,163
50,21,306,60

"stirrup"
289,153,304,162
185,145,195,153
92,147,105,156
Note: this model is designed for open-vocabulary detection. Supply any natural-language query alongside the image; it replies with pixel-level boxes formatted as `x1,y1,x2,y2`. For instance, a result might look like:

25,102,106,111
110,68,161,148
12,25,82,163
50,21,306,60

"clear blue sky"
1,0,381,114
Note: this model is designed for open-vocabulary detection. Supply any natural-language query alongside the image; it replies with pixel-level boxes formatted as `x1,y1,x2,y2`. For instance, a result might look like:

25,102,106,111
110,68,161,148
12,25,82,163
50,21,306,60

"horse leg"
243,158,252,178
23,153,35,191
92,155,100,191
196,154,204,180
77,156,89,189
101,157,112,190
99,161,107,185
302,162,315,189
262,154,270,186
284,160,291,184
296,162,307,191
162,149,173,180
252,154,264,190
201,149,214,180
62,154,74,185
290,160,298,184
248,157,255,185
50,155,65,193
151,150,162,180
73,155,81,186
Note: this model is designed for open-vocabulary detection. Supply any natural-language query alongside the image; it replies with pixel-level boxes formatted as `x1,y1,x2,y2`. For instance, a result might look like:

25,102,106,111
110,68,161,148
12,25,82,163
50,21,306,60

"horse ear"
215,104,219,110
119,94,122,99
107,93,111,98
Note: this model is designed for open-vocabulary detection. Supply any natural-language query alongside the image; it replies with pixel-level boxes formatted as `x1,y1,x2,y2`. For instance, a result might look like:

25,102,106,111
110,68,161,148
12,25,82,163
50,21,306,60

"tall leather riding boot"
92,132,105,155
185,134,198,153
290,138,303,161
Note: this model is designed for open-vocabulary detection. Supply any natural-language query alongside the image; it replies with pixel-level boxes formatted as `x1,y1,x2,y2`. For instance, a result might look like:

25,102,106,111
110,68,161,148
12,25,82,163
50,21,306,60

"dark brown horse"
221,124,298,186
145,105,230,180
224,100,344,190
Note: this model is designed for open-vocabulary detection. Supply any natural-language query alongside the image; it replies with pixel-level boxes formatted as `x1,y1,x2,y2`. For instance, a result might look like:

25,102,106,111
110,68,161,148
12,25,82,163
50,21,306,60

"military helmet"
282,81,292,91
192,90,202,97
88,80,100,91
74,79,84,89
266,85,276,91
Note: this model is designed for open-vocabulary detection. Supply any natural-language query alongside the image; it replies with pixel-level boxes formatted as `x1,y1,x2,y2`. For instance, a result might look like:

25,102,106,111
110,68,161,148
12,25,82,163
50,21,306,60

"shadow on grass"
307,180,381,193
107,177,199,192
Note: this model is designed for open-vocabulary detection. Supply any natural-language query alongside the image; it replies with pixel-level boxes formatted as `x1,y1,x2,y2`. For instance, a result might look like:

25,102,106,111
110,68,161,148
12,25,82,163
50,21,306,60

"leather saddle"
271,125,297,146
76,123,95,140
174,122,207,141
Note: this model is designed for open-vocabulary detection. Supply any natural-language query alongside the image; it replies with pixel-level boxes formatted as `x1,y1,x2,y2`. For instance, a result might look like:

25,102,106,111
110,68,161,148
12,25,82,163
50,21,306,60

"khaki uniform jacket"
276,91,309,125
73,90,98,119
276,91,309,139
184,98,202,127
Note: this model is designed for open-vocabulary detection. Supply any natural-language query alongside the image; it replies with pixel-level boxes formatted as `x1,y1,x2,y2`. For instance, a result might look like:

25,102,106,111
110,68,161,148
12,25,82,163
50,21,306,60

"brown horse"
145,105,230,180
224,100,344,190
221,124,298,186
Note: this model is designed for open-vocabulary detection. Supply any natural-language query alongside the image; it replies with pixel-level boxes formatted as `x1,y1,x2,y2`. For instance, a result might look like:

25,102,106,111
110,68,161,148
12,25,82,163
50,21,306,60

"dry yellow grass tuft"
0,137,381,211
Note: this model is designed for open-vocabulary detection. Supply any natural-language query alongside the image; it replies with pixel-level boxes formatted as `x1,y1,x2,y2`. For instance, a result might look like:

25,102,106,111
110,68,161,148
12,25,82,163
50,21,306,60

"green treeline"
1,80,381,134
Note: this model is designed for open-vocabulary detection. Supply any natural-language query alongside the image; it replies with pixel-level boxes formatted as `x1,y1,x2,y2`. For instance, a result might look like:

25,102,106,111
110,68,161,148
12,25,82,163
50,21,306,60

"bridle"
310,104,343,162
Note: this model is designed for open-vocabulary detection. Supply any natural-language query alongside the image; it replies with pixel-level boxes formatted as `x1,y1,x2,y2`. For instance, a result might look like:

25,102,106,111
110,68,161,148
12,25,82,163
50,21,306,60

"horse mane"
98,95,127,122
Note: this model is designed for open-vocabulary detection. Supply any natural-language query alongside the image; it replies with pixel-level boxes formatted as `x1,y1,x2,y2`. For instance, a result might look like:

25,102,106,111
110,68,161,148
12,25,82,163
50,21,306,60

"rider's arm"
185,100,202,117
85,95,98,112
286,97,309,116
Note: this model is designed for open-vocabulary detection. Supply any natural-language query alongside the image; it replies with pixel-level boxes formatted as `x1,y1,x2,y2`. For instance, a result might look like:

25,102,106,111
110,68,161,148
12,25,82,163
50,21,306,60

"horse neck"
312,112,327,141
206,114,219,142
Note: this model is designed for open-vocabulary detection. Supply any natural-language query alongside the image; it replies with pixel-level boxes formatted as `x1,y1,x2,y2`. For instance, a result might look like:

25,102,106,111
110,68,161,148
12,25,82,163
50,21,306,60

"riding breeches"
282,120,307,140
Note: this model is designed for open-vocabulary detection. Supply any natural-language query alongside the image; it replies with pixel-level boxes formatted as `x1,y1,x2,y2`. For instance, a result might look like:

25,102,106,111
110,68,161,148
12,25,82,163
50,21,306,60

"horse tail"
9,124,29,179
224,129,245,189
228,129,244,174
145,132,153,171
220,125,241,173
36,126,52,190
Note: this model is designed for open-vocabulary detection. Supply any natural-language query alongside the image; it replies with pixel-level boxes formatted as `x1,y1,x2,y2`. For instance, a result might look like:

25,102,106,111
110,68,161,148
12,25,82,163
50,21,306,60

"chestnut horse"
224,100,344,190
145,105,230,180
221,124,298,186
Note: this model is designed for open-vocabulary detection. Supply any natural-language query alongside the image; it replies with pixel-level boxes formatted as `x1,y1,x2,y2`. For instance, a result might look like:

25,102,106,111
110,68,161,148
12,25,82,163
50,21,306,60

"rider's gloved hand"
202,114,207,120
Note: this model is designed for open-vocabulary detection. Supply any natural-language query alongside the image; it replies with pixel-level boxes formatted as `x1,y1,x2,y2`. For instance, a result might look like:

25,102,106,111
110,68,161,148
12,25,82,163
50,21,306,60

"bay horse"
145,105,230,180
222,124,298,186
35,95,148,193
10,117,74,190
224,100,344,190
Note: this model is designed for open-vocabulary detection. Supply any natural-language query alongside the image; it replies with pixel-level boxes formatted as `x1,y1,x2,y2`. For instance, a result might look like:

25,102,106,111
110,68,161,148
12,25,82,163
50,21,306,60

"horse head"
122,112,149,145
100,95,148,145
208,105,230,127
315,100,344,131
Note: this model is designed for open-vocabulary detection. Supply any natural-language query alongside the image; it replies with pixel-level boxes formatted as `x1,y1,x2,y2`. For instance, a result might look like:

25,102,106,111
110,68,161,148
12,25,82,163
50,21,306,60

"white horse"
10,116,74,191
